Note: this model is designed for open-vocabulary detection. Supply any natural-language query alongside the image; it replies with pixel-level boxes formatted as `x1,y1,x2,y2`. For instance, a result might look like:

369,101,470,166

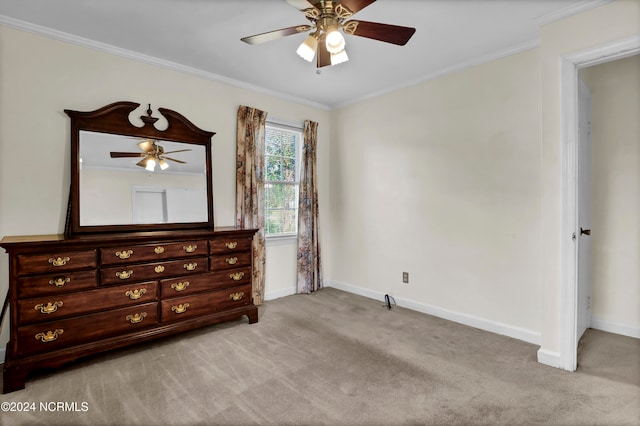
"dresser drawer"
18,270,98,298
16,250,97,275
160,284,251,323
210,252,252,271
160,269,250,298
100,257,208,285
209,237,252,254
17,302,158,357
207,266,251,287
17,281,158,325
100,240,207,266
161,273,217,298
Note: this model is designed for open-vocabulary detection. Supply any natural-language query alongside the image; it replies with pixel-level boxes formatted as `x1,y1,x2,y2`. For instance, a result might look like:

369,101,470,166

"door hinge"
572,232,577,241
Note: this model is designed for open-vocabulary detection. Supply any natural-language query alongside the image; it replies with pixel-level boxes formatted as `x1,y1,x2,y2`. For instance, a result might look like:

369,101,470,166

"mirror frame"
65,101,215,235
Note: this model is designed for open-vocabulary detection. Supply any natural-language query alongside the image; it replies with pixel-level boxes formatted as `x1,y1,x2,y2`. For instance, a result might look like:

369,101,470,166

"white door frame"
559,35,640,371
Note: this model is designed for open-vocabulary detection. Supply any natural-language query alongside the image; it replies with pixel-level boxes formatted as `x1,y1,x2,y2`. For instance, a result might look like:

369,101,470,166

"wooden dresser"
0,227,258,393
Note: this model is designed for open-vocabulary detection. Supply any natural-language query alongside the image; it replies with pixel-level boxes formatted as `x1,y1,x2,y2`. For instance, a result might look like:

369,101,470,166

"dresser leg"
247,306,259,324
3,365,27,394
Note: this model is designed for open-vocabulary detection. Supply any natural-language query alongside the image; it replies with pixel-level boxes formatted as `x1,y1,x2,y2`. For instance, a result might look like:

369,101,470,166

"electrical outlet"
402,272,409,283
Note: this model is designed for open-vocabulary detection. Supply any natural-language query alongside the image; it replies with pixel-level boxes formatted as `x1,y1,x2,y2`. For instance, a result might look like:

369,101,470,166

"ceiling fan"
109,139,191,172
240,0,416,68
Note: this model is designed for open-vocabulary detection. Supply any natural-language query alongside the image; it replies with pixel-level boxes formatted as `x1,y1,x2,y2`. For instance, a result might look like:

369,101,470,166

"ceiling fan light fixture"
325,28,345,54
296,34,318,62
146,158,156,171
241,2,416,70
330,48,349,65
159,159,169,170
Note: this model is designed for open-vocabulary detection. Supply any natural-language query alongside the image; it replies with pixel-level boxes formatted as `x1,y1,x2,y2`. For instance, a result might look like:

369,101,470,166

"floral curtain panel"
236,106,267,305
297,120,322,294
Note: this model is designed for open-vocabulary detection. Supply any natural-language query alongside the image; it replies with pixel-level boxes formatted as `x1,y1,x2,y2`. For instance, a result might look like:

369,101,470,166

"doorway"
560,36,640,371
576,54,640,364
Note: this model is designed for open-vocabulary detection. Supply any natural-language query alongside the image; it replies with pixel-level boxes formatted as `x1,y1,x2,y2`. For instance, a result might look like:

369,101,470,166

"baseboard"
591,317,640,339
325,280,541,345
264,286,297,301
537,348,561,368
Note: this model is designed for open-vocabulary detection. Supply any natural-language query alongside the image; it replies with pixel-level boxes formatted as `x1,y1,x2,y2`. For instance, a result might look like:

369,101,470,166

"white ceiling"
0,0,607,109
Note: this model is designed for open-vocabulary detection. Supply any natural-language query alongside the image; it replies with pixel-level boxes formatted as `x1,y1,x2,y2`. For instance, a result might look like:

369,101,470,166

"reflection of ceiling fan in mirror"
241,0,416,68
109,139,192,171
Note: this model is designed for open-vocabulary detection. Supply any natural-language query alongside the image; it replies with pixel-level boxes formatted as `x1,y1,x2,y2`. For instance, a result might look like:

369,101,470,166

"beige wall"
580,55,640,335
0,26,331,353
329,48,543,341
539,0,640,363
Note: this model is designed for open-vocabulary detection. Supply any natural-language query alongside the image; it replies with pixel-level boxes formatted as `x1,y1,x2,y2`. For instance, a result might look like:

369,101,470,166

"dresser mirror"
65,101,215,235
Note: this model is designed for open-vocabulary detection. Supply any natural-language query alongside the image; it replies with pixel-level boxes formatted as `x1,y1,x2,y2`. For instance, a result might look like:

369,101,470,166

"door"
576,77,593,342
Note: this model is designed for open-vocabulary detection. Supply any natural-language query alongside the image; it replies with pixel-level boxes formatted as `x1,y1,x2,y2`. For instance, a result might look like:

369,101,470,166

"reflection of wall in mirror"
80,169,206,225
165,188,207,223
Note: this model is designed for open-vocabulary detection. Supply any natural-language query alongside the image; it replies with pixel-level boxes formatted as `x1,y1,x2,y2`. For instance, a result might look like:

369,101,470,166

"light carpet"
1,287,638,425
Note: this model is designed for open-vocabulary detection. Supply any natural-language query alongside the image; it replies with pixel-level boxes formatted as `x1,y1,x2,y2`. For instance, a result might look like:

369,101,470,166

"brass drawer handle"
171,303,190,314
225,242,237,250
229,272,245,281
35,301,63,314
183,244,197,253
49,276,70,287
115,250,133,259
183,263,198,271
154,265,165,273
115,270,133,280
35,329,64,343
125,288,147,300
229,292,244,302
154,246,165,254
126,312,147,324
48,257,70,267
226,257,238,265
171,281,190,292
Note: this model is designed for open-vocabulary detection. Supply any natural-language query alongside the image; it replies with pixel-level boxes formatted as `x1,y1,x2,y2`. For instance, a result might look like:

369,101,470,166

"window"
264,121,302,238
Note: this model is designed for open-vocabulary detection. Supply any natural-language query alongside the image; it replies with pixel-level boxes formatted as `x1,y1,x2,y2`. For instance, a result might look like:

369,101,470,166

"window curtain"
297,120,322,294
236,106,267,305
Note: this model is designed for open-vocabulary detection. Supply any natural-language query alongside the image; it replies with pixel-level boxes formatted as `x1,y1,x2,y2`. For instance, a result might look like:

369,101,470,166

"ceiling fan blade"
110,152,144,158
334,0,376,14
162,149,192,155
163,157,187,164
343,20,416,45
316,35,332,68
241,25,312,45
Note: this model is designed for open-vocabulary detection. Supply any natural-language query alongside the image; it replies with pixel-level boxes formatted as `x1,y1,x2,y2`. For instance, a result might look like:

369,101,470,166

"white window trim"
264,118,304,240
266,234,298,246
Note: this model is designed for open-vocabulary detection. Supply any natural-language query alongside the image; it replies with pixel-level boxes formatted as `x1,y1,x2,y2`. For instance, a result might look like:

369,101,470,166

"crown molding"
533,0,615,27
332,0,616,109
0,15,331,111
333,38,540,109
1,0,615,113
